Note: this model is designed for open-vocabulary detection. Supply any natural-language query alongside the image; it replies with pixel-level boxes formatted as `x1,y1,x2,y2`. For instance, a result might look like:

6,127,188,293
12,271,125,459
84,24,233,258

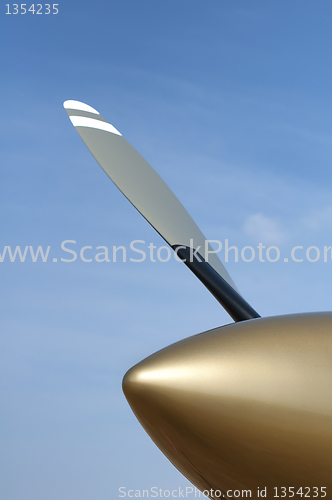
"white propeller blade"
63,99,238,292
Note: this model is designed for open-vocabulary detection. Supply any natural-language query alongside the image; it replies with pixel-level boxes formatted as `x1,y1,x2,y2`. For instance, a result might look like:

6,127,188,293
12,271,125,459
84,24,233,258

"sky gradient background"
2,1,332,499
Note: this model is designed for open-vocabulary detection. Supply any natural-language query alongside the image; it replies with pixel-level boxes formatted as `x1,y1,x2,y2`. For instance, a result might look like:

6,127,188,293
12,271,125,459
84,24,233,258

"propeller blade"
63,100,259,321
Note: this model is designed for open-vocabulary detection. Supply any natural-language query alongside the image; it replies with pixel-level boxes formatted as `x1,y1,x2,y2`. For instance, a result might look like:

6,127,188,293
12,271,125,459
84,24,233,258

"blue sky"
2,1,332,499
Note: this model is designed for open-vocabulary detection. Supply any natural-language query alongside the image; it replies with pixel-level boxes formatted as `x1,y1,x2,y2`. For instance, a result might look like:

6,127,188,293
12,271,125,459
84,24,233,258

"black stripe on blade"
172,245,260,323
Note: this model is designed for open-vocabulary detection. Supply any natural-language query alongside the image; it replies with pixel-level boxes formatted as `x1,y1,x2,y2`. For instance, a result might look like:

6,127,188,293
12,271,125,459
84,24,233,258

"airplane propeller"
63,100,259,322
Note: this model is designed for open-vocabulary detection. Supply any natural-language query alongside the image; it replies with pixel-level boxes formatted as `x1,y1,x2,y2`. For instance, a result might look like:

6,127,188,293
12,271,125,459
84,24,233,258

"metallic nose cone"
123,313,332,498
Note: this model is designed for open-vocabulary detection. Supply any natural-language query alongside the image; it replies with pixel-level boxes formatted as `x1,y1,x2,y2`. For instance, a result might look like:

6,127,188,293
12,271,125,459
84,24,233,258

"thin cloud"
243,213,288,245
302,206,332,231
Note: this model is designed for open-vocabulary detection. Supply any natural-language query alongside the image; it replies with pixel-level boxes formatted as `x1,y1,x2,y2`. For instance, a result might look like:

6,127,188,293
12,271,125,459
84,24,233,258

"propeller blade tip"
63,100,100,115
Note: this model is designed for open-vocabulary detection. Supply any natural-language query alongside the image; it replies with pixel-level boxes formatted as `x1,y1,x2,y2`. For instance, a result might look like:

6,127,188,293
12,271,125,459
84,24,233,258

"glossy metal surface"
123,313,332,498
